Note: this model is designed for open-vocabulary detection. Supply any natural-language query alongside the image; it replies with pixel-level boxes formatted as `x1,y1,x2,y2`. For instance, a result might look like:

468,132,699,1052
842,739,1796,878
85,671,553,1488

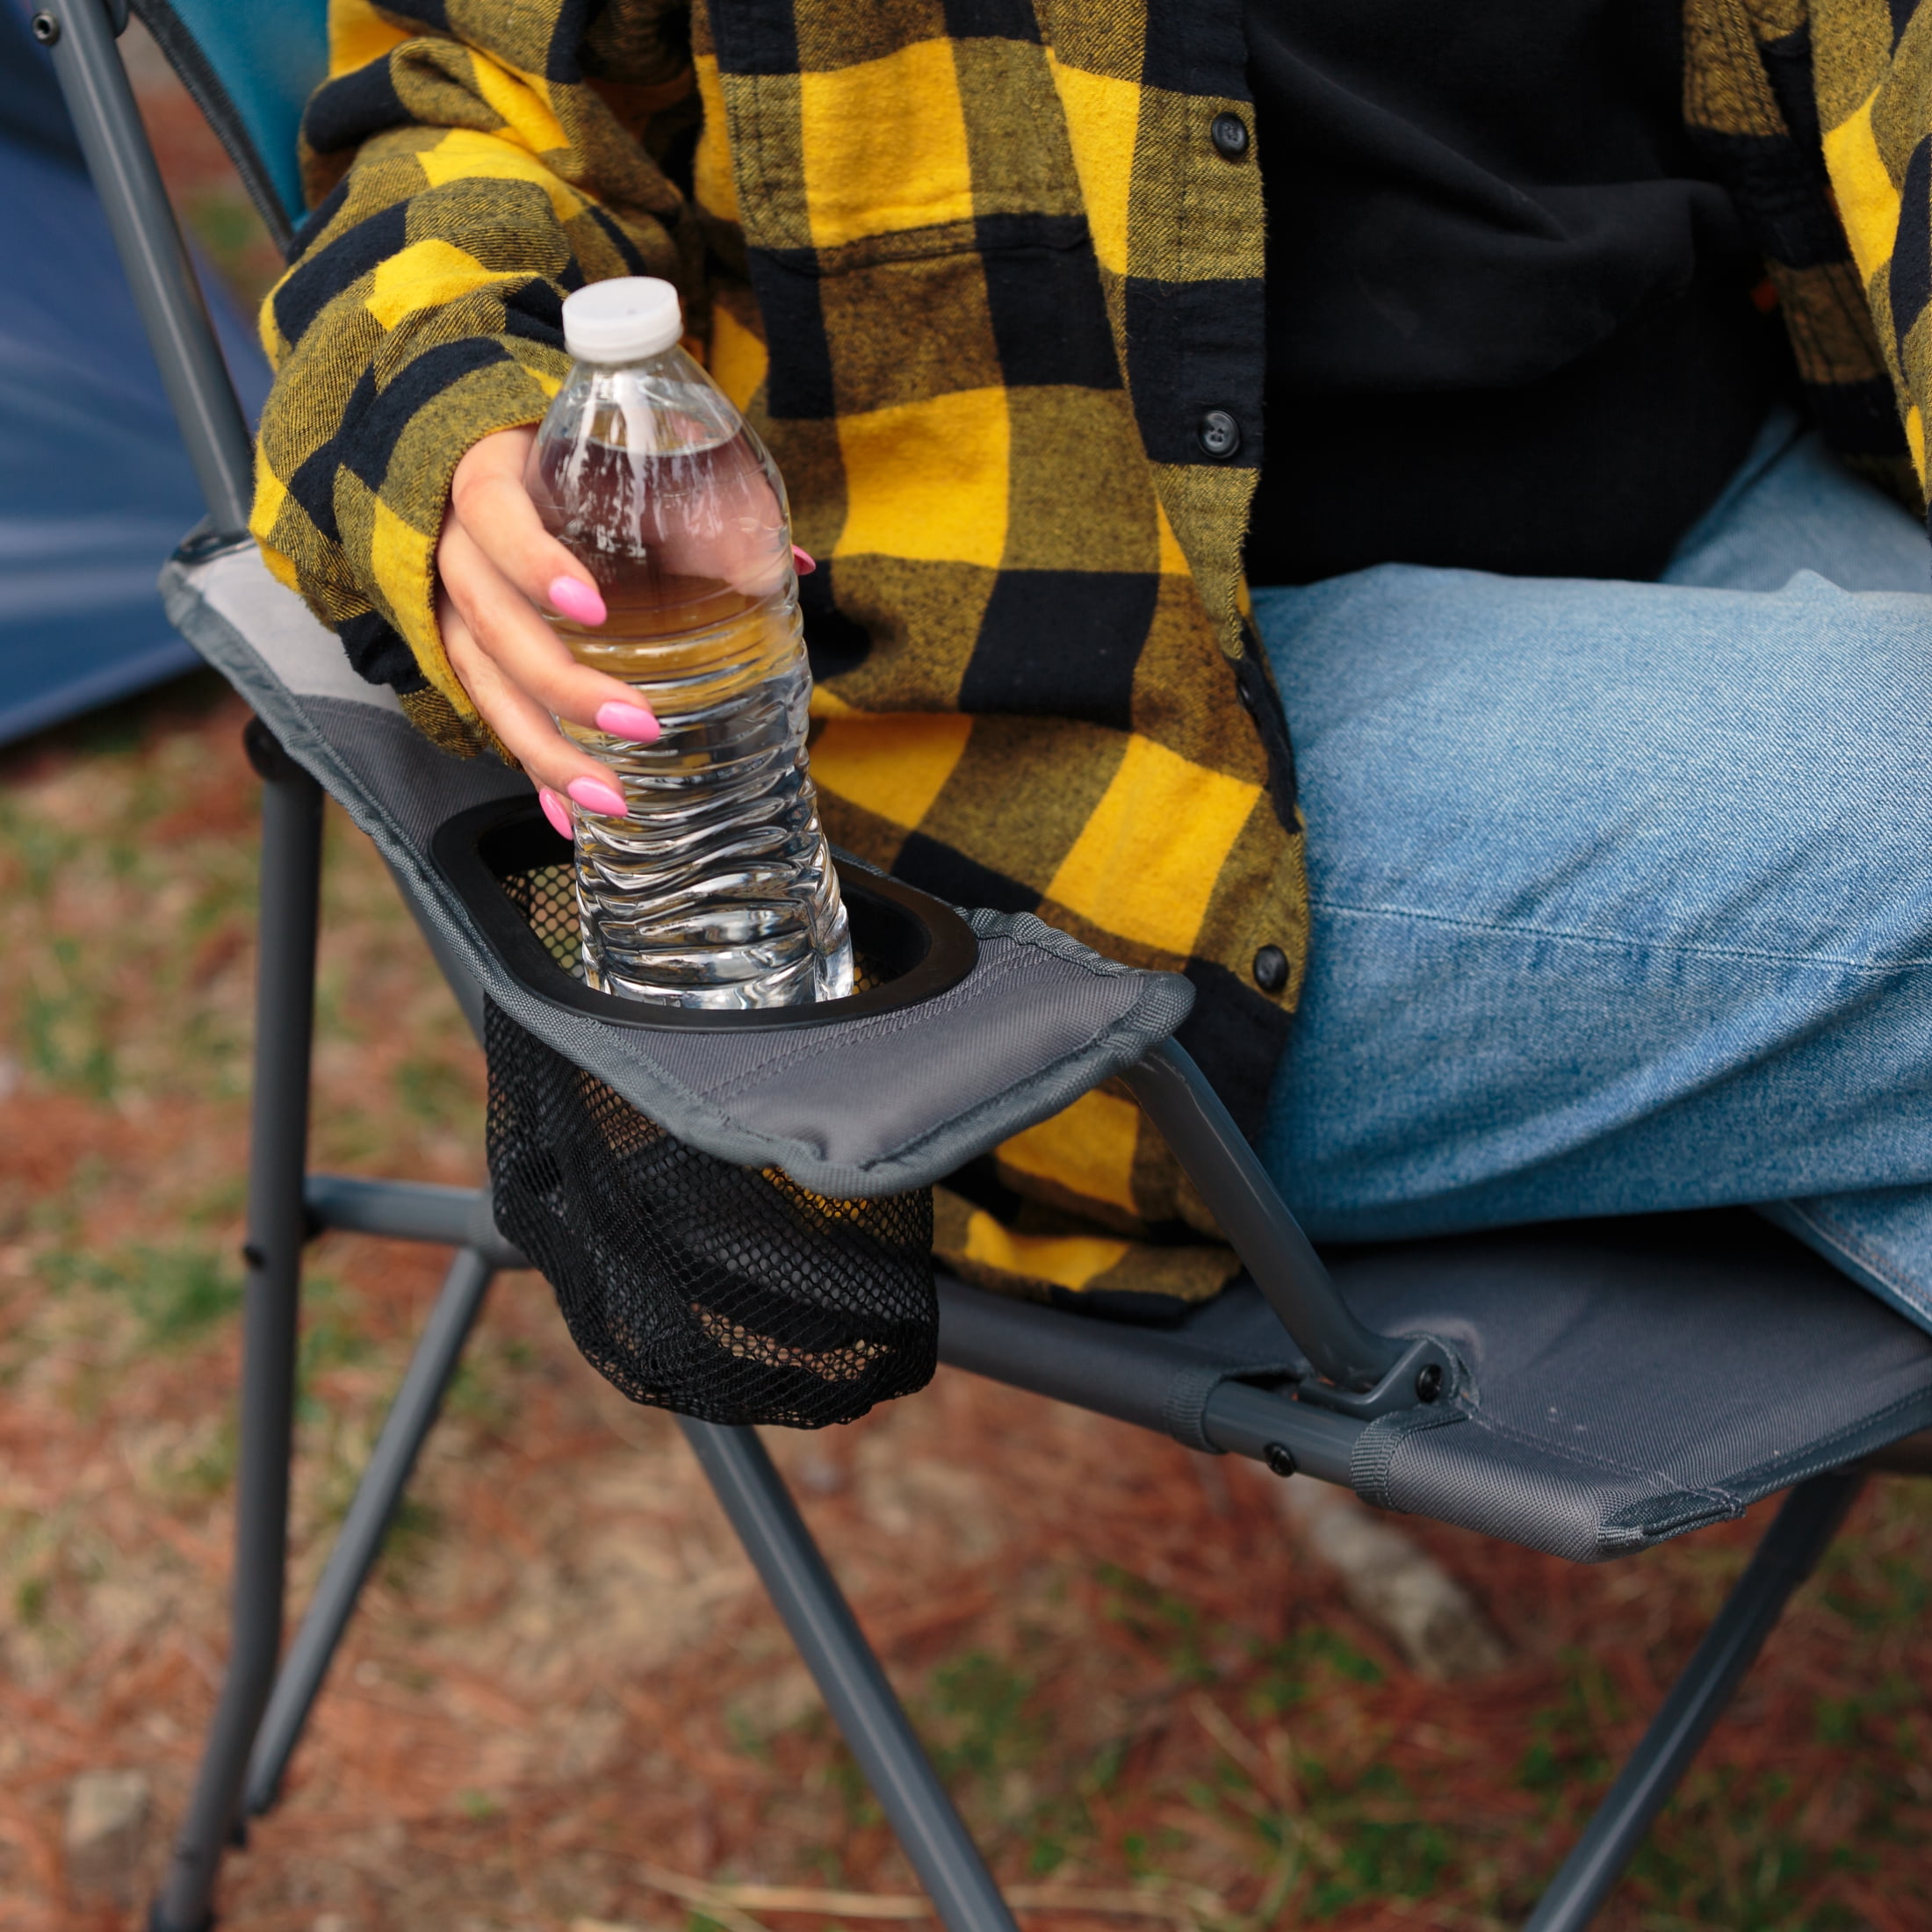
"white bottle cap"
562,277,683,363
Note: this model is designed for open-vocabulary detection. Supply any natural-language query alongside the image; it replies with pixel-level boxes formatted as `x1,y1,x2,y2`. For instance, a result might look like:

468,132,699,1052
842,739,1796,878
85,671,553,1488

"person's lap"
1253,408,1932,1331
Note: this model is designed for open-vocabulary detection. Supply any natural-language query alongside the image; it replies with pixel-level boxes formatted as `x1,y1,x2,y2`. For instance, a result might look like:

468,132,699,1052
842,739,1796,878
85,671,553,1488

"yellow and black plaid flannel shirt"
255,0,1932,1318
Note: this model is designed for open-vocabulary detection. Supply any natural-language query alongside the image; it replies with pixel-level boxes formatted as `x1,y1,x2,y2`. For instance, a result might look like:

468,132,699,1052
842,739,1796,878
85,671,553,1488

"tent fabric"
0,0,271,747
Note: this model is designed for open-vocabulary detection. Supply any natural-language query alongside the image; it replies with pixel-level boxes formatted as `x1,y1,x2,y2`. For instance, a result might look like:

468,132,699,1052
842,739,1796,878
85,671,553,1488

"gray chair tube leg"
1524,1469,1864,1932
678,1419,1020,1932
1121,1040,1407,1392
304,1175,517,1261
245,1247,497,1817
152,737,324,1932
38,0,254,537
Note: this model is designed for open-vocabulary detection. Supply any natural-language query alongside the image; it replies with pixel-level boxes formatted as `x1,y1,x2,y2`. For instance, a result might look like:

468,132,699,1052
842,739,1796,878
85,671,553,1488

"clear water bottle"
527,278,853,1009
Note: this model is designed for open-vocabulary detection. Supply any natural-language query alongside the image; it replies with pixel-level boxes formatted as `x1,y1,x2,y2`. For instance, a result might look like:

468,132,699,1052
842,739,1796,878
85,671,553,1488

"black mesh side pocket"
484,999,937,1428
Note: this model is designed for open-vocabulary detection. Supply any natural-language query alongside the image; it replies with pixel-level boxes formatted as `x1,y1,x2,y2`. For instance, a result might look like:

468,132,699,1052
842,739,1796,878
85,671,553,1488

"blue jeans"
1253,409,1932,1333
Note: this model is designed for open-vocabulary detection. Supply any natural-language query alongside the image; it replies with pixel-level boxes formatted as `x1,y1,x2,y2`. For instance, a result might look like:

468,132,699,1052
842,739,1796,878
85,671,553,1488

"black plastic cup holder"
431,795,979,1030
438,792,951,1428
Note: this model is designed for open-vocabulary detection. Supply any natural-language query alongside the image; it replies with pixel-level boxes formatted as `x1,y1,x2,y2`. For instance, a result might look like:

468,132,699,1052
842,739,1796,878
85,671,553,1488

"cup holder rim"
430,794,980,1032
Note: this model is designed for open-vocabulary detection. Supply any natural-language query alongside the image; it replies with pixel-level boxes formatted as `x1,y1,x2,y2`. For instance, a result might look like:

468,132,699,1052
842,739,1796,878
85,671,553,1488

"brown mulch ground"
5,34,1932,1932
7,652,1932,1932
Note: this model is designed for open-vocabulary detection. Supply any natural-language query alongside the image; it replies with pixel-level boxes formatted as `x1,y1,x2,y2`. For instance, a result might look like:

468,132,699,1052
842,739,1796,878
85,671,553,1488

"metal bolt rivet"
1264,1442,1297,1478
31,11,59,43
1415,1363,1445,1403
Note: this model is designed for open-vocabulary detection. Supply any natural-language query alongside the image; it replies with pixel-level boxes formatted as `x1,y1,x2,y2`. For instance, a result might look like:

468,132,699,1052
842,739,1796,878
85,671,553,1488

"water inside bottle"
528,404,852,1010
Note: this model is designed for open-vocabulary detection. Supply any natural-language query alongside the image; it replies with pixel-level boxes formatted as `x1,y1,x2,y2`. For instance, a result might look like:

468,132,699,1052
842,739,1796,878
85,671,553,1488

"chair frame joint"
1291,1331,1460,1420
242,716,299,783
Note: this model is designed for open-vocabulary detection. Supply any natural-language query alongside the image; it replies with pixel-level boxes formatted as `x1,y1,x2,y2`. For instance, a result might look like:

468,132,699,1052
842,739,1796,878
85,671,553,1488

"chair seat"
938,1211,1932,1560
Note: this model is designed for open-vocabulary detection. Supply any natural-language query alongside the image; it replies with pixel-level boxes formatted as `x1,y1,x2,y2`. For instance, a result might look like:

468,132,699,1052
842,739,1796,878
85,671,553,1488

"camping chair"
37,1,1932,1926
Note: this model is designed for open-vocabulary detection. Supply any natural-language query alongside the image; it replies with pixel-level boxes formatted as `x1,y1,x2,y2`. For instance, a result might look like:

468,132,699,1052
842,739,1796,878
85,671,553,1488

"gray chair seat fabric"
162,541,1193,1197
938,1213,1932,1560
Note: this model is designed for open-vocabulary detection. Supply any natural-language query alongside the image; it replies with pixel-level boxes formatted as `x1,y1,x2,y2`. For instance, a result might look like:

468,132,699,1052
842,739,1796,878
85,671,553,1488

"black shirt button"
1198,409,1241,458
1211,112,1250,160
1253,944,1289,993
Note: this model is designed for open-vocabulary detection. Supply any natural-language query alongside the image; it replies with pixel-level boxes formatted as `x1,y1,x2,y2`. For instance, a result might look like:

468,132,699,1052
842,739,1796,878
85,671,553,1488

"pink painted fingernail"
595,700,660,744
549,575,607,624
537,786,572,839
567,775,628,818
792,544,817,576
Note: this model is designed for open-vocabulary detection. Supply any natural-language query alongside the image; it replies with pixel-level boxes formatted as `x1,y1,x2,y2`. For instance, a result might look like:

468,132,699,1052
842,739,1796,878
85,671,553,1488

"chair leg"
245,1246,496,1816
679,1420,1020,1932
1523,1468,1864,1932
152,733,324,1932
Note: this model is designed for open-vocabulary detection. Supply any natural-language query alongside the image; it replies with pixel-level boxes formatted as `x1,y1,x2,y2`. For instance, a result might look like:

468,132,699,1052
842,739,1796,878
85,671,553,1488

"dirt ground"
5,30,1932,1932
7,684,1932,1932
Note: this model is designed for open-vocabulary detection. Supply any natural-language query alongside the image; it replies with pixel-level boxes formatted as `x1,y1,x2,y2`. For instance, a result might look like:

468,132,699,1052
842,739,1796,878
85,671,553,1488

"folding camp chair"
37,2,1932,1926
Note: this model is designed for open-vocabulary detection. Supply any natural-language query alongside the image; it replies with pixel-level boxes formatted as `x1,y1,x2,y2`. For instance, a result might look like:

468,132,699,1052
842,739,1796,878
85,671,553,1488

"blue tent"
0,0,271,745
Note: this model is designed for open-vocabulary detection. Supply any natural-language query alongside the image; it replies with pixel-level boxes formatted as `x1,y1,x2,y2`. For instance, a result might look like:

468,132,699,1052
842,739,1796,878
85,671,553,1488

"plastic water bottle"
527,278,853,1009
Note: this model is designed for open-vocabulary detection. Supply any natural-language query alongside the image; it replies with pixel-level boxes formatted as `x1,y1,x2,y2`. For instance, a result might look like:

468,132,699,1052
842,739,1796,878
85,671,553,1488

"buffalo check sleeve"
249,0,699,754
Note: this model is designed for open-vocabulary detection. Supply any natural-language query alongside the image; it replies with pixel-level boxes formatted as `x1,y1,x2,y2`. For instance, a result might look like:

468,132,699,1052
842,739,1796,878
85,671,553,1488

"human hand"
435,425,650,825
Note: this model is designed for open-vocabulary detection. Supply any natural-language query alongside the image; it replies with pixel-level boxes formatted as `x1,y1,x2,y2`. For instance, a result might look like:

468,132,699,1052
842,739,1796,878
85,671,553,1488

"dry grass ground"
5,32,1932,1932
6,674,1932,1932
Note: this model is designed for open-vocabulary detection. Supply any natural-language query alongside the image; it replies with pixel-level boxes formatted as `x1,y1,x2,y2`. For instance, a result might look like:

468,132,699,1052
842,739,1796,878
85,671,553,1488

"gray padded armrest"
162,541,1193,1195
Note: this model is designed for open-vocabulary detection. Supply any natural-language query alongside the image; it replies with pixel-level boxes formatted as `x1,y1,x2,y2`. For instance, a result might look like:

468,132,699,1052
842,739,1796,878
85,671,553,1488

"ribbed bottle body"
529,348,851,1009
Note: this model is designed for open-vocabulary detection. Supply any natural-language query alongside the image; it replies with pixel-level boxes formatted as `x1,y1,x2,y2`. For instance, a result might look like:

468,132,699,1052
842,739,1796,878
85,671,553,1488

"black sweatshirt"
1244,0,1787,586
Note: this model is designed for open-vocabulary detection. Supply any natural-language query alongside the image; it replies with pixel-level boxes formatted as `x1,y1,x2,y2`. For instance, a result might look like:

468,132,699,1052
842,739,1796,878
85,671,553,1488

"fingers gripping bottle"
529,278,853,1009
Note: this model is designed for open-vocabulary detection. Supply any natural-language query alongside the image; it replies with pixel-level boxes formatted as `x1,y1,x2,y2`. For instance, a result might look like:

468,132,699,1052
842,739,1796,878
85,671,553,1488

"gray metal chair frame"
32,3,1926,1928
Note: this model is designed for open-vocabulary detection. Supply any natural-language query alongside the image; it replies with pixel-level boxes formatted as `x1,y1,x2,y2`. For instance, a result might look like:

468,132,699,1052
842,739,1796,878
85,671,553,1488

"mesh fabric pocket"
484,999,937,1428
